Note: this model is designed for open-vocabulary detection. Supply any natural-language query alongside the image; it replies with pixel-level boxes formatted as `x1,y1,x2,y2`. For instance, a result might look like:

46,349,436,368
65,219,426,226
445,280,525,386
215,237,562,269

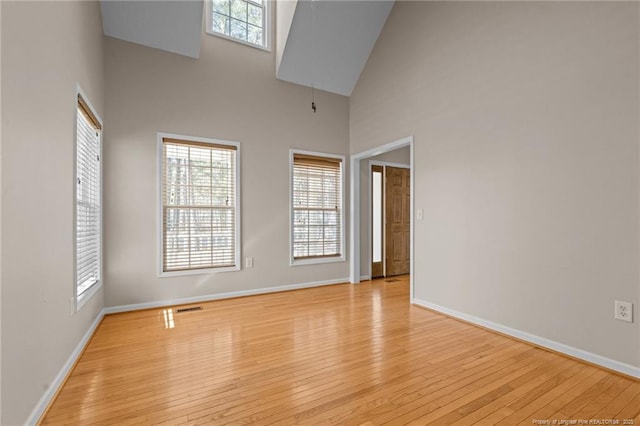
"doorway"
349,135,414,300
371,164,411,278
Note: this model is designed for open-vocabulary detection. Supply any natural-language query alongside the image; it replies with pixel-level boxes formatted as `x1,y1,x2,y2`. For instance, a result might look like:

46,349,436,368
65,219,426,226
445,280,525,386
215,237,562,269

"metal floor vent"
384,279,400,283
176,306,203,313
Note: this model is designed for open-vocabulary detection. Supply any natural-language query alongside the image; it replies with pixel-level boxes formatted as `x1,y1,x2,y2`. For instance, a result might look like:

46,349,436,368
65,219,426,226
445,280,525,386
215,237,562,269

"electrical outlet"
245,257,254,268
416,209,424,221
614,300,633,323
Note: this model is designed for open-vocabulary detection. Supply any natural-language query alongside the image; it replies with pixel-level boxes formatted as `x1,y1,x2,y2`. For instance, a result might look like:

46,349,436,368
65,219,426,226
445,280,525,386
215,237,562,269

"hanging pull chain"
312,85,316,113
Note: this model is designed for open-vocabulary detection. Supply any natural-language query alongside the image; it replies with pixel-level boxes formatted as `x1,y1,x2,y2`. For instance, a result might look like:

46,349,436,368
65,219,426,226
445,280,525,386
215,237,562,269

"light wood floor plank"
41,276,640,425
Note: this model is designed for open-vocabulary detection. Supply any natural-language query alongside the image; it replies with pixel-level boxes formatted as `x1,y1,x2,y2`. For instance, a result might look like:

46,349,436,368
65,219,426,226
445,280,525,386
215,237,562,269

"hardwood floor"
42,276,640,425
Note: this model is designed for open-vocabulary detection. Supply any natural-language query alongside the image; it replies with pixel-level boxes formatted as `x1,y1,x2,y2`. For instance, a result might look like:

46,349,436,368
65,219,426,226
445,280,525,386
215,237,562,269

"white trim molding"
25,310,105,425
349,136,415,302
413,298,640,379
368,160,410,169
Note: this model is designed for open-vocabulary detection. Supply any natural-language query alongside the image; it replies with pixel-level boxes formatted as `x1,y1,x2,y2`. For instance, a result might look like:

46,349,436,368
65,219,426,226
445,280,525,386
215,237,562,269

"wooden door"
385,166,410,276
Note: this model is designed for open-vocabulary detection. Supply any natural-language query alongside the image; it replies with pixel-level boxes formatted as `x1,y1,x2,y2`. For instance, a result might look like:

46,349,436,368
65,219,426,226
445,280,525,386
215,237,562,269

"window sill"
76,282,102,313
290,256,346,267
205,30,271,52
159,265,240,278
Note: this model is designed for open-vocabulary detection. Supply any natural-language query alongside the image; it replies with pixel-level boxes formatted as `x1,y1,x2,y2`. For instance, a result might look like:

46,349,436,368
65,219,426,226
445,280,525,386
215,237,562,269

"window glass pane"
247,4,262,26
230,19,248,41
324,210,338,226
308,211,323,226
190,166,212,187
191,186,212,205
230,0,247,21
213,0,229,14
293,242,307,258
247,25,263,45
190,147,210,166
372,171,382,262
324,241,338,254
212,13,229,34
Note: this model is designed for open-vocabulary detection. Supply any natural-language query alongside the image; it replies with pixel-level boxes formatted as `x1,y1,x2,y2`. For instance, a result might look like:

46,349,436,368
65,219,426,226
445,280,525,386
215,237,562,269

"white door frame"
349,136,415,302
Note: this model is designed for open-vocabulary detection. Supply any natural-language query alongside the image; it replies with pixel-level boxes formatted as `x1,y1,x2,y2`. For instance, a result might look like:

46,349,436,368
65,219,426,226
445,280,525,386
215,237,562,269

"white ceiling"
99,0,394,95
101,0,203,59
276,0,394,96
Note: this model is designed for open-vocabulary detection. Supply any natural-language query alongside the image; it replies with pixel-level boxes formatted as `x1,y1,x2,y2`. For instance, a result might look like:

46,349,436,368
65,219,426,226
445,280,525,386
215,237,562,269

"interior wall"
1,1,105,424
0,2,3,420
359,147,410,278
104,30,350,307
350,1,640,367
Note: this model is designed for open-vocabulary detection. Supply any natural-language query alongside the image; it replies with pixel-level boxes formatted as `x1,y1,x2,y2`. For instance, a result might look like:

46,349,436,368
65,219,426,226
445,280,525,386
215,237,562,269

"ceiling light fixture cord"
311,0,317,113
312,86,316,113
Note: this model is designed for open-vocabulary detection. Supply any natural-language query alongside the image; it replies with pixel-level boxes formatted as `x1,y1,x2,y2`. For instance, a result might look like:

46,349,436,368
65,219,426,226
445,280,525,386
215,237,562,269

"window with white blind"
291,151,345,265
159,134,240,276
75,91,102,305
206,0,269,50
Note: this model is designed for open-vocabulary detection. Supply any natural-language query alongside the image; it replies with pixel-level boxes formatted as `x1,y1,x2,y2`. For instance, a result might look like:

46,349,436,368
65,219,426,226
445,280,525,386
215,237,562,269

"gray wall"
1,2,105,423
351,1,640,367
0,2,3,420
103,31,350,306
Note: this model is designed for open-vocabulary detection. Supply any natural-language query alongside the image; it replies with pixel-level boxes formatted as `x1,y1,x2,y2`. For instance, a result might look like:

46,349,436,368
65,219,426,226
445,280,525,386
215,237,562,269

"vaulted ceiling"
100,0,393,96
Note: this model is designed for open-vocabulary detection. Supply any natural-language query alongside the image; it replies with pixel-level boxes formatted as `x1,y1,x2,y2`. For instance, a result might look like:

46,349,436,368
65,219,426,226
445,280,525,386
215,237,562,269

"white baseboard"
103,277,350,314
360,275,371,281
25,310,105,425
412,298,640,379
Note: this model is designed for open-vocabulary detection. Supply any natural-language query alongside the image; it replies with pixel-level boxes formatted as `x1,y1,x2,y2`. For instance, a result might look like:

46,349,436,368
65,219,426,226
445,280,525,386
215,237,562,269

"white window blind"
292,153,343,260
162,138,237,272
76,95,101,298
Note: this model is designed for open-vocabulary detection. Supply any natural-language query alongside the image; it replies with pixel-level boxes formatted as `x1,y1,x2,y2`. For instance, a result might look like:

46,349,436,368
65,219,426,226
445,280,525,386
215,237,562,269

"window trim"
74,84,103,312
289,149,346,267
157,132,241,277
205,0,271,52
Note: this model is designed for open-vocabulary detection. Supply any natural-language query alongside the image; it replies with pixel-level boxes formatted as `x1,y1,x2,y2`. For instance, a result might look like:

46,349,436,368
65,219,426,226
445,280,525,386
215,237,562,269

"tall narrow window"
371,165,384,278
291,151,344,264
75,93,102,303
160,135,240,275
206,0,268,49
